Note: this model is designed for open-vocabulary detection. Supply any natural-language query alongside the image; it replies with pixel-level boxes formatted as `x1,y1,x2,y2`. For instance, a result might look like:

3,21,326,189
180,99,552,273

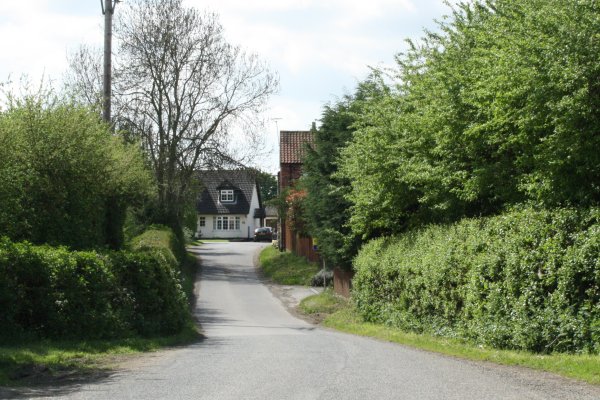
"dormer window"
220,189,234,202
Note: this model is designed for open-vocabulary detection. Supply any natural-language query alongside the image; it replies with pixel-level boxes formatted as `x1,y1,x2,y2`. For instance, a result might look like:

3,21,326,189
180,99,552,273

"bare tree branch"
112,0,277,228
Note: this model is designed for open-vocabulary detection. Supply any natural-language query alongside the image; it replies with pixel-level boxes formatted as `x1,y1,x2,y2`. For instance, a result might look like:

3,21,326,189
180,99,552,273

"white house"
195,170,265,239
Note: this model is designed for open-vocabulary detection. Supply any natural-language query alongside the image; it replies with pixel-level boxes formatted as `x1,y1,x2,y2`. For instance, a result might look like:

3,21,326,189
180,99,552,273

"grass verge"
299,291,600,385
0,327,200,387
299,289,347,315
258,246,320,285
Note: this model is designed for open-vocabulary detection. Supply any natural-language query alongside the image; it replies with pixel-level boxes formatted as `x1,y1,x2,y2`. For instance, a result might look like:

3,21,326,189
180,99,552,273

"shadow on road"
0,368,118,399
199,263,259,284
194,305,235,326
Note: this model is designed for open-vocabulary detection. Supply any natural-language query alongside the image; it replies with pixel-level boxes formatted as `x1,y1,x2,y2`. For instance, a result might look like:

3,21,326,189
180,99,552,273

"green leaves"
0,229,189,342
341,1,600,354
353,207,600,353
339,0,600,237
299,82,381,268
0,95,152,249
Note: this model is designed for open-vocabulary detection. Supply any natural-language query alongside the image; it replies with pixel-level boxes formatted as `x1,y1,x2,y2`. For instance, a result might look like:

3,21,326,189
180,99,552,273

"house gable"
196,170,265,239
196,170,261,215
279,130,315,189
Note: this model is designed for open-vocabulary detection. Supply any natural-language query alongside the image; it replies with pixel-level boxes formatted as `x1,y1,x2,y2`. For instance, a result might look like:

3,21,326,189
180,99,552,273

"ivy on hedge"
353,207,600,354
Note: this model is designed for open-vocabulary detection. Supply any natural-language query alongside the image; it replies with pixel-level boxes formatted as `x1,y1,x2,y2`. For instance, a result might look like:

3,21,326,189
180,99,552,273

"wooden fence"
333,267,354,298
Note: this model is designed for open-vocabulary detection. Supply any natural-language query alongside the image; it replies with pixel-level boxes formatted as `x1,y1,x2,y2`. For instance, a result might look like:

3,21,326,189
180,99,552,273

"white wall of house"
196,214,249,239
248,185,262,234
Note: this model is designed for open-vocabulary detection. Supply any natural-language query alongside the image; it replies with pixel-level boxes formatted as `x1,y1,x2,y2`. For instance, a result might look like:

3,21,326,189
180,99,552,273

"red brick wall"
279,162,319,263
279,163,302,190
279,163,302,252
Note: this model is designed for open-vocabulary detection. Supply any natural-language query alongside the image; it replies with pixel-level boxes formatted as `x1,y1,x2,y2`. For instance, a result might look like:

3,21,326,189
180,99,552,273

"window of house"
198,216,206,227
220,189,234,202
214,216,240,230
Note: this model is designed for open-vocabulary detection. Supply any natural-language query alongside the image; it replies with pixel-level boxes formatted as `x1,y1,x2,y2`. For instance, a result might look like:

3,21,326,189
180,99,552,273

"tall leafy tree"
254,170,278,203
117,0,277,234
340,0,600,238
0,90,152,249
301,80,384,269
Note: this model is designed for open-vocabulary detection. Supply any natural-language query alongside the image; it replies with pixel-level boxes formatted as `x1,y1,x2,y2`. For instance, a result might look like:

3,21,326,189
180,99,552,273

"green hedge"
109,250,187,336
353,207,600,353
129,225,186,266
0,229,189,342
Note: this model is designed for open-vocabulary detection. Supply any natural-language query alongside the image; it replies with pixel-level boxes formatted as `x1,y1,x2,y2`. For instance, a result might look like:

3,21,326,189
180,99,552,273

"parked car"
253,227,273,242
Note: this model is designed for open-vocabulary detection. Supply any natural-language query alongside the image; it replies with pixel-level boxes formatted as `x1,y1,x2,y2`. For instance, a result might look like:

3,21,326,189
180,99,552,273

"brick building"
278,130,319,262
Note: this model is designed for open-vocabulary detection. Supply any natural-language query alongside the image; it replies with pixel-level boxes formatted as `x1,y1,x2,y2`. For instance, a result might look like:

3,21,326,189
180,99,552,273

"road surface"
9,241,600,399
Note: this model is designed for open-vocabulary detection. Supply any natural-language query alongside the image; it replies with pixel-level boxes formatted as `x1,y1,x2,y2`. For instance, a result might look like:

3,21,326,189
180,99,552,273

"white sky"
0,0,455,173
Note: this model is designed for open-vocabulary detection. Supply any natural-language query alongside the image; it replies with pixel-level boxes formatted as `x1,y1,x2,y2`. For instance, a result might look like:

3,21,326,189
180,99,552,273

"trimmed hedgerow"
129,225,186,266
0,228,189,342
0,238,125,340
109,250,187,336
353,207,600,354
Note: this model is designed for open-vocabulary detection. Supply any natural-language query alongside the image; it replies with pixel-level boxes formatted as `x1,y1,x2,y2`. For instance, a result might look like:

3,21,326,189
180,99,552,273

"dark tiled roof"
196,170,260,215
280,130,314,164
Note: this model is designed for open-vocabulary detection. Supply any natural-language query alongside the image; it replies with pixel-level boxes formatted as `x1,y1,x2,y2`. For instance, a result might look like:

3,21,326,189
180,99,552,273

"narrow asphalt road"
10,241,600,399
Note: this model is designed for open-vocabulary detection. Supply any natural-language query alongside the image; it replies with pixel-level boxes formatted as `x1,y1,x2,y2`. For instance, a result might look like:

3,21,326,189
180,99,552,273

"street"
10,241,600,400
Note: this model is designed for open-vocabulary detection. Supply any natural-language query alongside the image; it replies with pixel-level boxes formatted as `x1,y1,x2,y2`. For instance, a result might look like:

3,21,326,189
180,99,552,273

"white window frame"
214,216,241,231
198,216,206,227
220,189,234,202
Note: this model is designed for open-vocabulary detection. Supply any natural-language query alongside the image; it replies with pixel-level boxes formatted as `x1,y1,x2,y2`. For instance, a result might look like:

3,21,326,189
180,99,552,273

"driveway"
10,241,600,399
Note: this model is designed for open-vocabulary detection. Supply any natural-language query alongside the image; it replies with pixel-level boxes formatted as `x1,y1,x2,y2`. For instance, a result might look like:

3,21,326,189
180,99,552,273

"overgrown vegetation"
0,93,152,249
258,246,320,286
298,83,383,270
339,0,600,237
353,207,600,354
295,0,600,360
129,226,198,313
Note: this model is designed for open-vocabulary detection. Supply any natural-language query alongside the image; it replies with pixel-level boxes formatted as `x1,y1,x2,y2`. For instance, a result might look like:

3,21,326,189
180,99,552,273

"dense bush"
0,93,153,249
340,0,600,238
353,207,600,353
0,229,189,342
109,250,187,336
124,226,189,335
129,225,186,266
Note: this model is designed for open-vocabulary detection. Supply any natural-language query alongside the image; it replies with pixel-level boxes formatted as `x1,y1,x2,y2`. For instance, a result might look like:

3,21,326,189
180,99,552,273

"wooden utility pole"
101,0,117,124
